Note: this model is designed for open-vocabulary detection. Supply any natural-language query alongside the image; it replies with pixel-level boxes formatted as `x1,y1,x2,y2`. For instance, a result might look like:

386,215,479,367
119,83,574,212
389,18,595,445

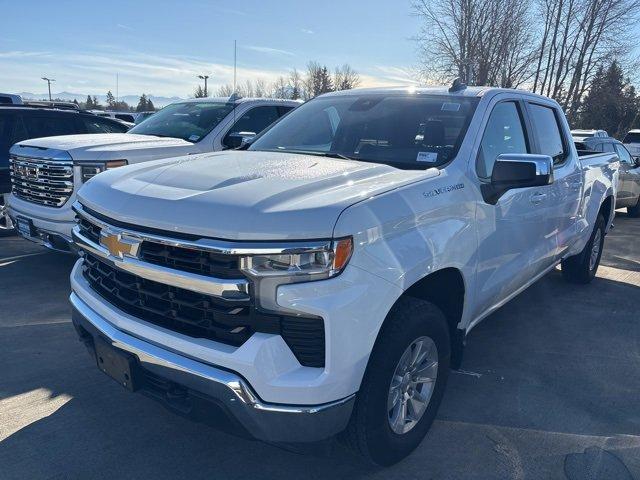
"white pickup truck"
69,85,618,465
7,97,299,252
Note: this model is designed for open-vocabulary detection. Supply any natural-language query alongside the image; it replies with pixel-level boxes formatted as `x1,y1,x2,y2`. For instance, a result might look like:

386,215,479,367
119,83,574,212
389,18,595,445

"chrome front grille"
9,155,74,207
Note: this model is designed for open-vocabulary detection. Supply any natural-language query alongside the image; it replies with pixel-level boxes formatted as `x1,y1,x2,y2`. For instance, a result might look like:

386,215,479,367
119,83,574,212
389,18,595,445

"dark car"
0,106,128,232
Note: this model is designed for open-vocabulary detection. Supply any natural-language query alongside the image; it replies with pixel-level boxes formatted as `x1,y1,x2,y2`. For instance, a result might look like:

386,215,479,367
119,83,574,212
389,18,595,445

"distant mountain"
17,91,185,108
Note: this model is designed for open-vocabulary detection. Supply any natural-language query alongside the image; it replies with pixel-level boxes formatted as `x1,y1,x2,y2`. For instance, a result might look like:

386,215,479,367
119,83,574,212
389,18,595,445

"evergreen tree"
136,94,148,112
193,85,206,98
84,95,94,109
146,98,155,111
579,61,640,138
105,90,116,108
92,96,100,109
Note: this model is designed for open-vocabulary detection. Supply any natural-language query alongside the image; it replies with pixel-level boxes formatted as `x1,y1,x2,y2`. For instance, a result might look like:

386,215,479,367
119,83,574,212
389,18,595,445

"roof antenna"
449,78,467,93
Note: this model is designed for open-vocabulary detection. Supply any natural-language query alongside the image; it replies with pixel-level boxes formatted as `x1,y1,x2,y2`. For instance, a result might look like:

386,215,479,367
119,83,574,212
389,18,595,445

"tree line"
413,0,640,137
80,92,155,112
194,61,361,100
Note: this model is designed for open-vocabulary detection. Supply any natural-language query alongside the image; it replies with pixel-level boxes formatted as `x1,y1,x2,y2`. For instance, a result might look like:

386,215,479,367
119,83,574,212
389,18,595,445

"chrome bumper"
70,292,355,443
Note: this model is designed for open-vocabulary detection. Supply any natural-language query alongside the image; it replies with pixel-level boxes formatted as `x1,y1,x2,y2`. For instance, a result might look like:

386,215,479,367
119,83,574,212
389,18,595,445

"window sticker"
188,134,200,142
417,151,439,163
441,102,461,112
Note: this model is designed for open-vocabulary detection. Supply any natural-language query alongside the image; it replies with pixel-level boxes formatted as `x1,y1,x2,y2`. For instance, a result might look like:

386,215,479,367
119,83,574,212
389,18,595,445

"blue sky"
0,0,422,98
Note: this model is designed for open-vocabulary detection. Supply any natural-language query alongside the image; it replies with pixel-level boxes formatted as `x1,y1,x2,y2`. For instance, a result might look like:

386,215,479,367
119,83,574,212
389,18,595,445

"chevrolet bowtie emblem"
100,230,140,258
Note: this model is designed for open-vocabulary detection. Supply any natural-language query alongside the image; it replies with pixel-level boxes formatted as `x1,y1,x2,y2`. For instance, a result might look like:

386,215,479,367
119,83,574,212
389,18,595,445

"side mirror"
224,131,257,150
634,156,640,168
481,154,554,205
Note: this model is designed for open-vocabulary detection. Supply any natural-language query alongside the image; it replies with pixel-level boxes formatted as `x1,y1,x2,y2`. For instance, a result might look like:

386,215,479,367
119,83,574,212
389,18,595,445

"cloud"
300,28,314,34
0,47,419,97
0,49,292,97
243,46,295,57
116,23,133,31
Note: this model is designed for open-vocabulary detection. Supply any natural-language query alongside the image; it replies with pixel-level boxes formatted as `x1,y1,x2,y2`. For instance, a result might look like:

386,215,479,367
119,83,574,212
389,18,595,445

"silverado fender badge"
423,183,465,198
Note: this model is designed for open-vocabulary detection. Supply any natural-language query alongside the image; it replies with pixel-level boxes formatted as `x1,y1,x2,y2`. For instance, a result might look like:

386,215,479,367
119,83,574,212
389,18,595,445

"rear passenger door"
525,101,582,260
473,98,556,318
17,112,80,140
614,143,639,206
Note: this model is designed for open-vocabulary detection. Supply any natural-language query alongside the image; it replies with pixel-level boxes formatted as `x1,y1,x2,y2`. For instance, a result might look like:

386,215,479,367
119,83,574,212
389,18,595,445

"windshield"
128,102,235,142
249,94,479,169
623,132,640,144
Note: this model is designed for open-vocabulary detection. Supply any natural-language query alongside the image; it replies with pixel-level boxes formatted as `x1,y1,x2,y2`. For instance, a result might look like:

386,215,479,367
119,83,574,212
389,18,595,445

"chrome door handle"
530,192,547,205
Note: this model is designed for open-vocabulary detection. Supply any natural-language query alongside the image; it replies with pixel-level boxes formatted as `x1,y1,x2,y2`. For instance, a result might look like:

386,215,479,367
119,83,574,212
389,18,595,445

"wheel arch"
391,267,467,369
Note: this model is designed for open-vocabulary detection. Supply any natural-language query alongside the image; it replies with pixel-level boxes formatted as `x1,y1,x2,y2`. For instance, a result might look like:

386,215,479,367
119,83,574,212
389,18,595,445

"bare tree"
216,84,234,97
413,0,538,87
270,76,290,98
532,0,640,120
334,64,361,90
254,78,267,97
289,68,303,99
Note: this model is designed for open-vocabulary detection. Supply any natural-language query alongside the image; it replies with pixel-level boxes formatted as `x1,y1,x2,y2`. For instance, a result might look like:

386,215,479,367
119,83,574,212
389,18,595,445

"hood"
15,134,194,162
78,150,435,240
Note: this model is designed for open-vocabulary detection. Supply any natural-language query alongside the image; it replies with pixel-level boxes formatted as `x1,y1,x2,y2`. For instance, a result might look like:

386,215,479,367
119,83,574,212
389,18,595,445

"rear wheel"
344,297,450,466
561,214,605,284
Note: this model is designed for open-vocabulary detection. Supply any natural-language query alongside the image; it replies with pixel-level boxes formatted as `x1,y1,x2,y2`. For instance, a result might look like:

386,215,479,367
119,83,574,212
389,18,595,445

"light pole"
197,75,210,97
41,77,55,101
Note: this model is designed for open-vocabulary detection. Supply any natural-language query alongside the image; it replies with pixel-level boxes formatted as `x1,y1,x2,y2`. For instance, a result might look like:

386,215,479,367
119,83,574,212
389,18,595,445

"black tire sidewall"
358,298,451,466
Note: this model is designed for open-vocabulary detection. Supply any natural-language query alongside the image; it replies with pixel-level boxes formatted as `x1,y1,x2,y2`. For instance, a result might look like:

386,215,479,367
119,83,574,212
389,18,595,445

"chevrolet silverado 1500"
7,97,299,251
69,85,618,465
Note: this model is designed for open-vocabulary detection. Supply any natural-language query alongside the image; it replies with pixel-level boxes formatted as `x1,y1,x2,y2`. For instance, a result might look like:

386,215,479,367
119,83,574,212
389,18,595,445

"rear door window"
21,114,79,139
527,103,566,165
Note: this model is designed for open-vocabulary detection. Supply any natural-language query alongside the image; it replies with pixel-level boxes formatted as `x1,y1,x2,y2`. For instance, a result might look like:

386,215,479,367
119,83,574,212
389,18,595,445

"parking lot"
0,211,638,480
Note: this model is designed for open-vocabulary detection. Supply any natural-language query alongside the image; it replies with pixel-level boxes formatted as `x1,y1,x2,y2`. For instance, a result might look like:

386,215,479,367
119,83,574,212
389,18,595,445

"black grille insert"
139,242,243,279
82,253,325,367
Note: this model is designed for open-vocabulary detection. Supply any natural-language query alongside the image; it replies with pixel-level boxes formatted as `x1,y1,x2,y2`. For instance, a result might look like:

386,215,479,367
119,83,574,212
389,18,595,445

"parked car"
0,105,128,234
69,85,618,465
7,97,300,251
574,135,640,216
0,93,23,105
623,129,640,158
571,129,608,140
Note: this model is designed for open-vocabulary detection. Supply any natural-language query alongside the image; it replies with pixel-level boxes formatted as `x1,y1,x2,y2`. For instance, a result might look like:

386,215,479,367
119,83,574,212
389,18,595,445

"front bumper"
8,197,76,252
70,292,355,443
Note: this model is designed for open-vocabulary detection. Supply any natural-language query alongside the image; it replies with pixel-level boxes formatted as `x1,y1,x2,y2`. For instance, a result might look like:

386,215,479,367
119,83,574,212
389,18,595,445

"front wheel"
561,214,605,284
344,297,450,466
628,200,640,218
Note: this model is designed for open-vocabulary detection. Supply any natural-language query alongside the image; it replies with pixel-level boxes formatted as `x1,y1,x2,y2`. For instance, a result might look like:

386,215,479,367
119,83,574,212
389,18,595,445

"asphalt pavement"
0,212,639,480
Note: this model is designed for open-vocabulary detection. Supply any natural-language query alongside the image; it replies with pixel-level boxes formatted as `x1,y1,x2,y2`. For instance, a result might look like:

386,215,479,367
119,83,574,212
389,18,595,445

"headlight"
81,160,127,183
239,237,353,312
240,237,353,281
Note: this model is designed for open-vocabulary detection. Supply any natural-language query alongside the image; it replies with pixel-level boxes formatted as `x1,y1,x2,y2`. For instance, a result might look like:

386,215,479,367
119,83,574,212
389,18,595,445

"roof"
177,97,302,105
321,85,558,103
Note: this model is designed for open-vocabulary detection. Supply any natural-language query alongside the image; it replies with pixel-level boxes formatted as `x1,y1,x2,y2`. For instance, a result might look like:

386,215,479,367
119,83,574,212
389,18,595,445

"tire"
561,213,605,284
344,297,451,466
628,200,640,218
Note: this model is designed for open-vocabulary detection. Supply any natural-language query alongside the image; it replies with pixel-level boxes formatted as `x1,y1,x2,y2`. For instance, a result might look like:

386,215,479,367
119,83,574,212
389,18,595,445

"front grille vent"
10,156,74,207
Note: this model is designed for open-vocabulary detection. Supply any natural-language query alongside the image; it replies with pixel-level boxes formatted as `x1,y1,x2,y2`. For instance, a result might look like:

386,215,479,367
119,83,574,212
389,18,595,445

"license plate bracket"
16,216,35,238
95,338,139,392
